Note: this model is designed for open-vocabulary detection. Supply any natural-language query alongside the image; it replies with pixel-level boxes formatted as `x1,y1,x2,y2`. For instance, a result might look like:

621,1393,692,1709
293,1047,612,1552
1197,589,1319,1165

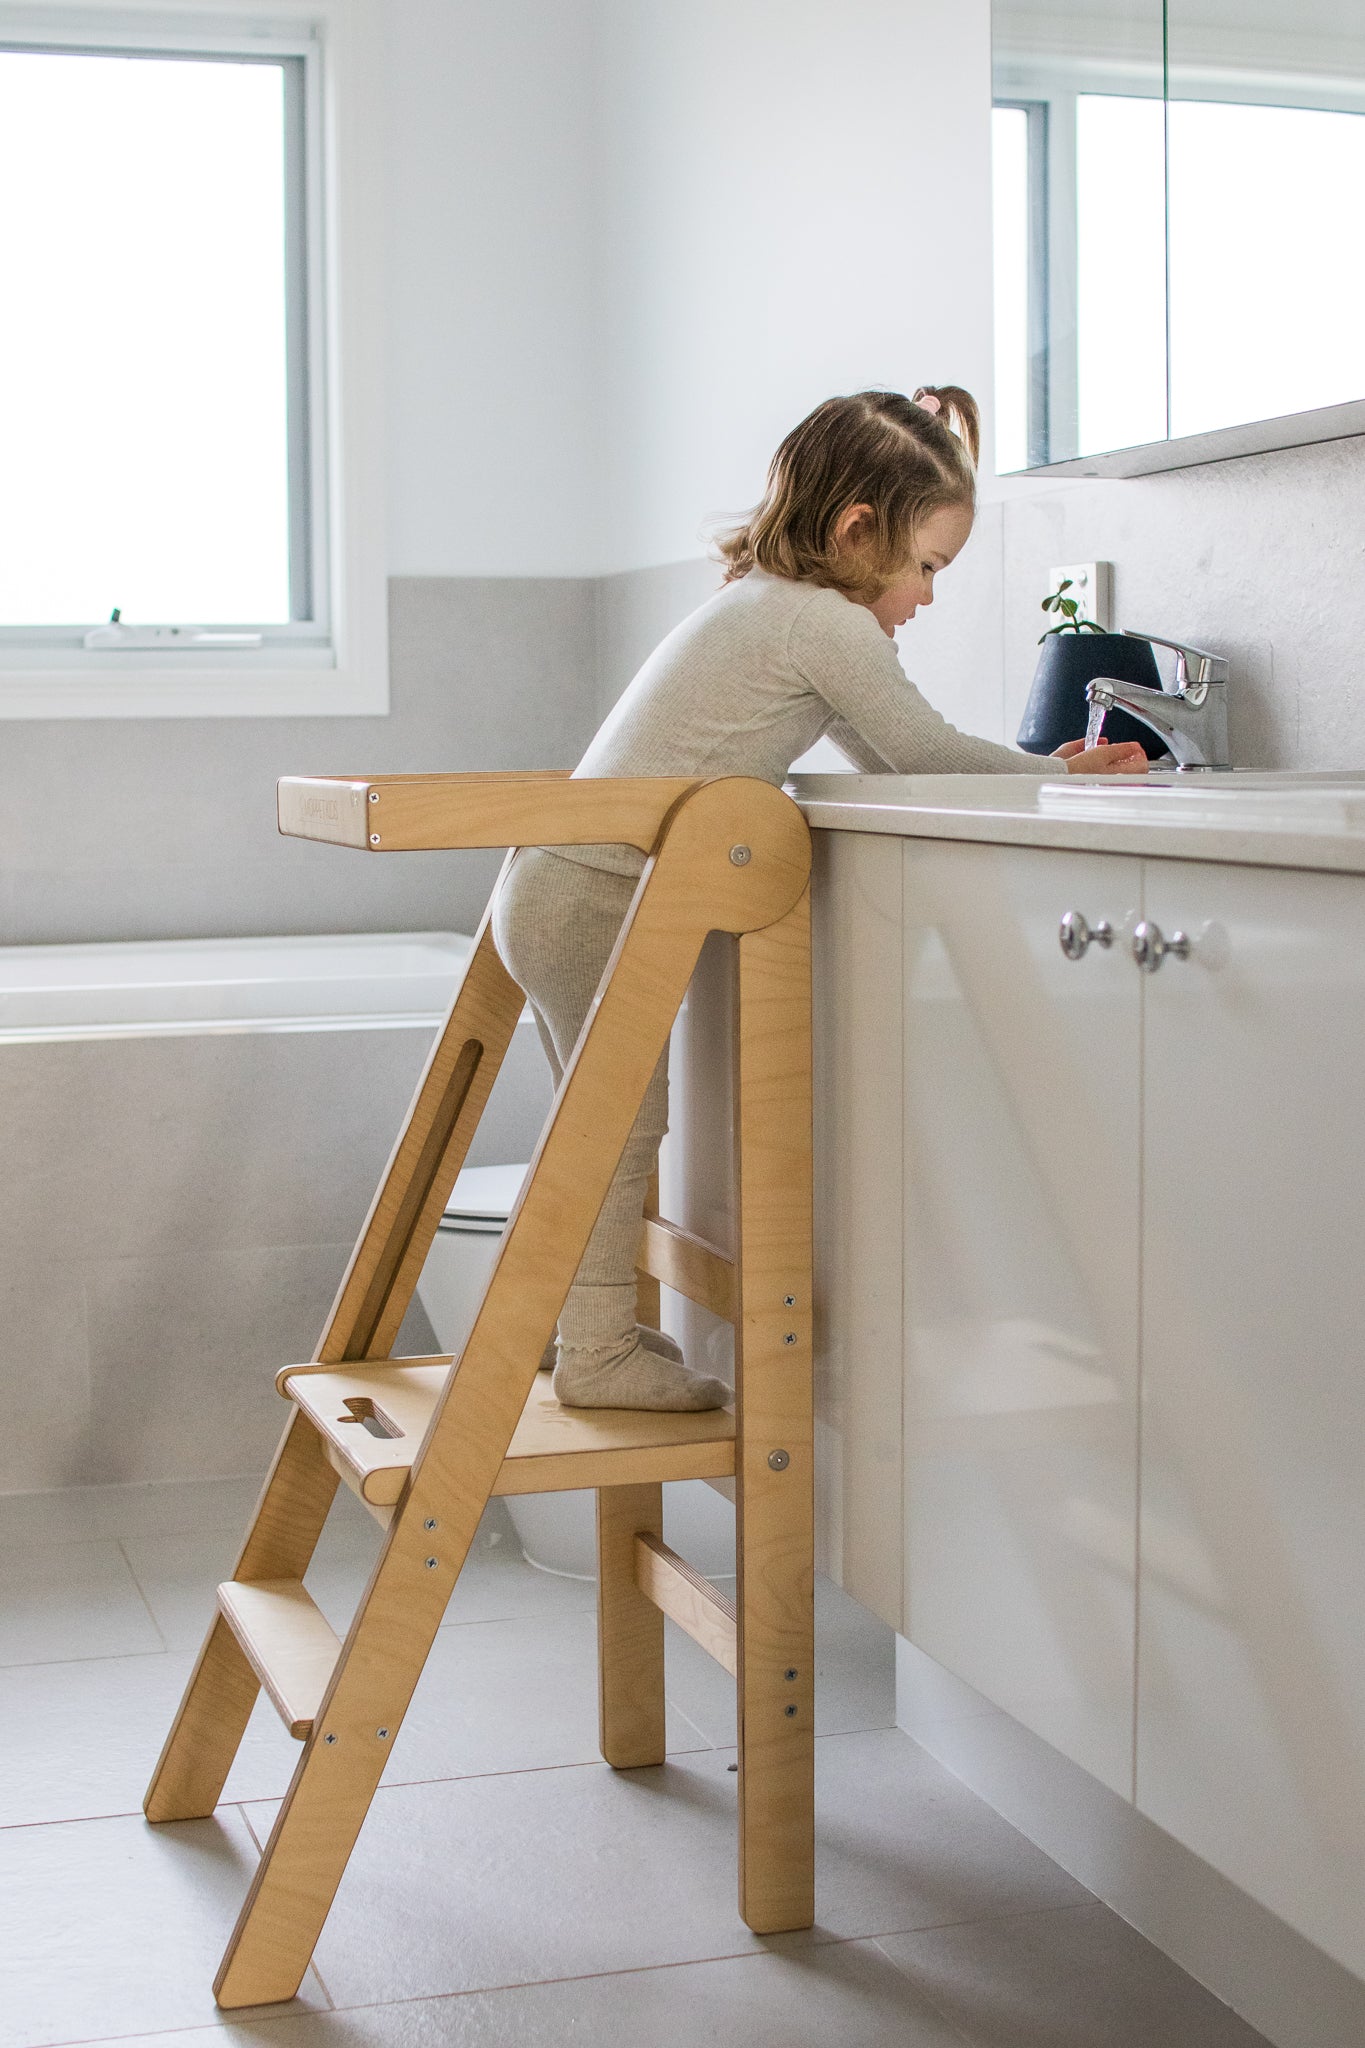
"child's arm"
791,593,1077,776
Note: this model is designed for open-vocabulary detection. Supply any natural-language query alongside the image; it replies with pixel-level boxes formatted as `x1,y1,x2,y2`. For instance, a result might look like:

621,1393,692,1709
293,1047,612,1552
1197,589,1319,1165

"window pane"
1168,100,1365,439
992,105,1031,475
0,50,291,625
1075,94,1168,455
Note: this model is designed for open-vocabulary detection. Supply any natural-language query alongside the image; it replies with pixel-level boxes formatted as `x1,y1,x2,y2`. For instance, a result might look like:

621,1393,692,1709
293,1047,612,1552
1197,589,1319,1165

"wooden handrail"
277,772,703,854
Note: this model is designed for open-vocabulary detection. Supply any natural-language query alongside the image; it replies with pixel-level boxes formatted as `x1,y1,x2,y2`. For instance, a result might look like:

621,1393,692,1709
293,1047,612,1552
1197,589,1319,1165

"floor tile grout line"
115,1536,173,1652
0,1722,920,1834
0,1647,174,1674
868,1937,982,2048
663,1697,716,1750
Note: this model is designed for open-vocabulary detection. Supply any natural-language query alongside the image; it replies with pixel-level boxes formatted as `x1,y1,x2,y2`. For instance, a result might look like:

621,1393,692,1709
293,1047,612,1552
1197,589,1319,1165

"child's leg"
493,850,727,1412
524,998,682,1375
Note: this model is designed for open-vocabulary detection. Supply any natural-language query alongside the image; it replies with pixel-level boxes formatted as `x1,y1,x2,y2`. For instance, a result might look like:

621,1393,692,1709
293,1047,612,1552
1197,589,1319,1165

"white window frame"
0,1,387,719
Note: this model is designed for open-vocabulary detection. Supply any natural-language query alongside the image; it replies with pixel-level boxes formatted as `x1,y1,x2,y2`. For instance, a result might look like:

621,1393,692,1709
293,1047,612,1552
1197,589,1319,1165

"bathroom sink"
1038,771,1365,830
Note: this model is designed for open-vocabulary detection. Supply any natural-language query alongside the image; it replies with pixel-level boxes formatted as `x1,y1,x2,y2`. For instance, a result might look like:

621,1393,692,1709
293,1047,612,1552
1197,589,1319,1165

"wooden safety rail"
144,772,814,2009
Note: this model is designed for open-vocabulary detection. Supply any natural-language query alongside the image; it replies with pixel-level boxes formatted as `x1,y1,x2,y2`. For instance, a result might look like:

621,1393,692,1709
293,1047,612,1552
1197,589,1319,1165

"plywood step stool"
144,770,815,2009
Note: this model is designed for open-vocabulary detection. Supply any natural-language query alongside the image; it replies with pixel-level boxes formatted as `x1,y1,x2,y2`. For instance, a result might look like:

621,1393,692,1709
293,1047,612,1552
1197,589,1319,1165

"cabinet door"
1138,861,1365,1977
903,841,1143,1795
812,831,906,1627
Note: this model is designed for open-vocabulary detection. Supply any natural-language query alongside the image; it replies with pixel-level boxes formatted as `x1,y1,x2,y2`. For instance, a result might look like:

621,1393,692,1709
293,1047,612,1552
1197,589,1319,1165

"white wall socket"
1048,561,1112,631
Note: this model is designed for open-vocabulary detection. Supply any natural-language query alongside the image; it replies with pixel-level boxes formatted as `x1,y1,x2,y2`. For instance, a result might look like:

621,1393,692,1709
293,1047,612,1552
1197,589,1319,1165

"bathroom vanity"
796,771,1365,1984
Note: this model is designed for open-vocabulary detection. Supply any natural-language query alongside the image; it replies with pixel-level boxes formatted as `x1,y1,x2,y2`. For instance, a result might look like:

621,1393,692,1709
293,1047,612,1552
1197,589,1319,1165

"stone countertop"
788,771,1365,876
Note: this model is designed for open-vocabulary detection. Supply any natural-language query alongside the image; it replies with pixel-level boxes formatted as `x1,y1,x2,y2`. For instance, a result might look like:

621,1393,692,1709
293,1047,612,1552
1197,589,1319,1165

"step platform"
278,1356,737,1507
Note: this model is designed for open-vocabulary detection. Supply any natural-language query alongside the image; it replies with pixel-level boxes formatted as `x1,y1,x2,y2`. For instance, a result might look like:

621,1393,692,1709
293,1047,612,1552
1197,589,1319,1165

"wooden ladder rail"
143,772,814,2008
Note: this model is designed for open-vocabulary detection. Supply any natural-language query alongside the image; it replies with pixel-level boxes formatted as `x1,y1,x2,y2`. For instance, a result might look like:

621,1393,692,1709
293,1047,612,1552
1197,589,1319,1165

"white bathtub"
1,933,549,1494
0,932,476,1039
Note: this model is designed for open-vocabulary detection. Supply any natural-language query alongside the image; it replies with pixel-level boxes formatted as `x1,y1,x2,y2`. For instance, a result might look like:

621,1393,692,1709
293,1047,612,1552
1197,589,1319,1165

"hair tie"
914,392,942,416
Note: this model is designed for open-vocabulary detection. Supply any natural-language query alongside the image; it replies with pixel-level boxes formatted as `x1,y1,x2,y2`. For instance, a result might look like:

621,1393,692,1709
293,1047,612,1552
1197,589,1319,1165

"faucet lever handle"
1122,630,1229,688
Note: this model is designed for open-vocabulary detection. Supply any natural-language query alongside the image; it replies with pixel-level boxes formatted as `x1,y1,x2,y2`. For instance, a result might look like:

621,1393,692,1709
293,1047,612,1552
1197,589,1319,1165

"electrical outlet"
1048,561,1112,631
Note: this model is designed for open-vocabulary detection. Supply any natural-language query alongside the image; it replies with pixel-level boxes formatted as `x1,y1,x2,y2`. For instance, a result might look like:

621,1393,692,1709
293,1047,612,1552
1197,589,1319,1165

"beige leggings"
491,847,668,1358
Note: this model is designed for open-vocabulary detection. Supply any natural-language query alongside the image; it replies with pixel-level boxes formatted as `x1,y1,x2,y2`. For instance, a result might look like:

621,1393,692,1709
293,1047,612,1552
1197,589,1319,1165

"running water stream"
1085,696,1108,751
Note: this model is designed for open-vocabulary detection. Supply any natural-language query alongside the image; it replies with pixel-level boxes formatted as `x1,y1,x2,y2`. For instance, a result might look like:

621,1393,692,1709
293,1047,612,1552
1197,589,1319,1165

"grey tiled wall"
3,576,601,948
594,435,1365,772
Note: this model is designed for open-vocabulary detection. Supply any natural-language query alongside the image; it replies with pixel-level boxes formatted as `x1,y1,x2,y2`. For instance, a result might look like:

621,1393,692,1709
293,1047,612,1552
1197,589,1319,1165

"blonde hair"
716,386,980,602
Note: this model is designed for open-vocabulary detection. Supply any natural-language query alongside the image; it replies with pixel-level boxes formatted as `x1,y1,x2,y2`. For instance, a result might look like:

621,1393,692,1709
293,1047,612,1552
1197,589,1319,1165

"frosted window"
0,50,293,626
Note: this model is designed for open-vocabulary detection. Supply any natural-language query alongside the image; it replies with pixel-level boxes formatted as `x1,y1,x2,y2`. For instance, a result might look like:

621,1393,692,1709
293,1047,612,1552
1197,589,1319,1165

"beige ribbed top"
564,567,1055,873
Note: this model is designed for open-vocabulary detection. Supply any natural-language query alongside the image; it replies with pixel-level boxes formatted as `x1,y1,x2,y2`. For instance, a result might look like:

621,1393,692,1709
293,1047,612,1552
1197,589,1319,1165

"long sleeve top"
563,566,1054,874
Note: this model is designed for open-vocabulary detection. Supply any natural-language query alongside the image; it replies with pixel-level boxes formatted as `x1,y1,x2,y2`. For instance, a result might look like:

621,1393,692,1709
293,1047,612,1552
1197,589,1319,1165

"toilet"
417,1163,736,1579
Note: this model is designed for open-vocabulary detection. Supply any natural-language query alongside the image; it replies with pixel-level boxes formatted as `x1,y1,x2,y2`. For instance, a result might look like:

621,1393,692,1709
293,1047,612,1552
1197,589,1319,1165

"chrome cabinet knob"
1059,911,1114,961
1131,920,1191,972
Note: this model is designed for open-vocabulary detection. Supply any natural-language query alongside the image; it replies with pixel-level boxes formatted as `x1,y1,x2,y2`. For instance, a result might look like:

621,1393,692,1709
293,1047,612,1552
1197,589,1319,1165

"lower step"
217,1579,342,1739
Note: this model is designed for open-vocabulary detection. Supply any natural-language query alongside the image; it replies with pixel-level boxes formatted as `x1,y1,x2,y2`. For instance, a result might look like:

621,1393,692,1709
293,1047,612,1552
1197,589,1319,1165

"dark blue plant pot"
1017,633,1164,758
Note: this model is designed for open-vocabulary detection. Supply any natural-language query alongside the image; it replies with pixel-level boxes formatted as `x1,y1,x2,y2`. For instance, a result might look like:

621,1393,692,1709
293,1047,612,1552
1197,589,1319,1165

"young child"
493,386,1146,1414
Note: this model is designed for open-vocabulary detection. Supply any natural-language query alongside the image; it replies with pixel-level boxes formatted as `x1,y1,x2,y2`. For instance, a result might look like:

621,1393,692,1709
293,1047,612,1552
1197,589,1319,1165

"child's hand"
1052,738,1149,776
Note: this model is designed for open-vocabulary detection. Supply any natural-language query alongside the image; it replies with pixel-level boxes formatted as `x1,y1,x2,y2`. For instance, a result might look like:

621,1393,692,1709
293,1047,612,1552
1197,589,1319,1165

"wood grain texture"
317,892,528,1365
597,1485,666,1768
638,1215,737,1322
278,772,698,854
734,890,816,1935
211,779,811,2008
634,1533,738,1676
217,1581,342,1739
144,1415,339,1822
282,1362,736,1505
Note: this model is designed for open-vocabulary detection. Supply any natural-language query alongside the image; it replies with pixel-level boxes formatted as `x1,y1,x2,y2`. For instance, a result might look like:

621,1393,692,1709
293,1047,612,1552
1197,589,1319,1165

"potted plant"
1016,578,1162,757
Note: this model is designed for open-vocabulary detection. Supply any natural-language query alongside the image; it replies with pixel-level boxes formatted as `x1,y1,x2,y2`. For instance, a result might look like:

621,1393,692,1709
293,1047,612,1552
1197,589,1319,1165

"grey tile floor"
0,1477,1272,2048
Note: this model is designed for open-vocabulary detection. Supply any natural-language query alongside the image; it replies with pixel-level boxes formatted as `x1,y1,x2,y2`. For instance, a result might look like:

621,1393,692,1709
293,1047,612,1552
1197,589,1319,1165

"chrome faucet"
1086,631,1231,770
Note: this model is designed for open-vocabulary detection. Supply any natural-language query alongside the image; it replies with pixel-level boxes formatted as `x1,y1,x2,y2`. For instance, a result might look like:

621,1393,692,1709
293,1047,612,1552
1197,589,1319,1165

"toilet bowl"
417,1163,736,1579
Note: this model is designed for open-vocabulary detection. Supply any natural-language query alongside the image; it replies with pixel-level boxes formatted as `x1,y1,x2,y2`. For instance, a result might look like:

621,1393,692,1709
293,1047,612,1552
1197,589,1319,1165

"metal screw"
767,1449,790,1471
368,790,379,803
375,1726,390,1740
369,833,381,845
783,1295,796,1308
729,844,752,866
425,1556,439,1570
784,1668,799,1682
784,1704,799,1718
323,1732,338,1746
423,1517,439,1531
783,1333,797,1346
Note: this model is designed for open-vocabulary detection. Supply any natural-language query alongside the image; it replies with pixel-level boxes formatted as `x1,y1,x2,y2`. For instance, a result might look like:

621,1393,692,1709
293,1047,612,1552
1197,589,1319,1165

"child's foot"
539,1323,683,1372
553,1339,730,1412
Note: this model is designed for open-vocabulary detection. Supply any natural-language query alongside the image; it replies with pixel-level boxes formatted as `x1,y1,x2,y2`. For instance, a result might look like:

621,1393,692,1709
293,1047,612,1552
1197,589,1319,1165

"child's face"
867,502,975,636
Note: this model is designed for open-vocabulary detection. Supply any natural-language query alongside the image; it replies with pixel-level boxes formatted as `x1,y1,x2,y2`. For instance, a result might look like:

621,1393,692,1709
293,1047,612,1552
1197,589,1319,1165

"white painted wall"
382,0,599,576
593,0,997,572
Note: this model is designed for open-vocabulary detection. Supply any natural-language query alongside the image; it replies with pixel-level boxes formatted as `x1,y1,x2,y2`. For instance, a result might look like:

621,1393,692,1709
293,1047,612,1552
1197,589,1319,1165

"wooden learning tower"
144,770,816,2008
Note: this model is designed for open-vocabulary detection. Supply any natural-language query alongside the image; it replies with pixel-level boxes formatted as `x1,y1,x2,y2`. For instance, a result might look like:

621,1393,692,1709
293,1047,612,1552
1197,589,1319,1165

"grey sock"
553,1338,730,1413
539,1322,682,1372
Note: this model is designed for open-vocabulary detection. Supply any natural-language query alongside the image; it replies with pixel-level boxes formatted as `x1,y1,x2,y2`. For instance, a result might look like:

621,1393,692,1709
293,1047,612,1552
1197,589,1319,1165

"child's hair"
716,386,980,602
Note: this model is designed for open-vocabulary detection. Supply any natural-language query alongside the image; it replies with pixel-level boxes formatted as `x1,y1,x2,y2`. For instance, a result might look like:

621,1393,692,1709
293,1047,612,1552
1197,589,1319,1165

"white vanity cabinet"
1137,860,1365,1978
898,839,1143,1798
812,817,1365,1973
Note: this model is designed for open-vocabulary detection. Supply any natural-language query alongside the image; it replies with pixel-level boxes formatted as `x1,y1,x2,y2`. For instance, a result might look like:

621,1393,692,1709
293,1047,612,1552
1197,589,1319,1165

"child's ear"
832,502,874,553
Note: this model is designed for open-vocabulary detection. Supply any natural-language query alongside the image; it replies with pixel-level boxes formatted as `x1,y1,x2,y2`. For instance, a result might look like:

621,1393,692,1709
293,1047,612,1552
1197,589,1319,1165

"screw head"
425,1556,439,1570
729,844,752,866
369,832,381,845
783,1332,797,1346
767,1448,790,1472
368,789,379,803
784,1704,799,1718
376,1726,390,1740
784,1668,799,1682
423,1517,439,1531
323,1732,338,1745
783,1295,796,1308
